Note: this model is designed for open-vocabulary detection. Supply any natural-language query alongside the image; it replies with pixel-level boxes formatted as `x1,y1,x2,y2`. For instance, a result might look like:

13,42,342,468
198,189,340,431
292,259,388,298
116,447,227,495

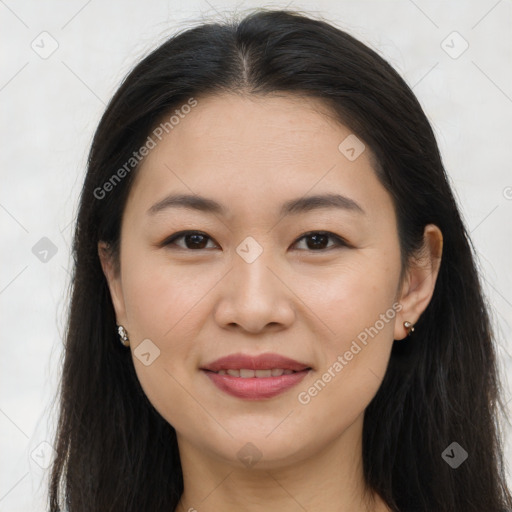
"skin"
99,92,443,512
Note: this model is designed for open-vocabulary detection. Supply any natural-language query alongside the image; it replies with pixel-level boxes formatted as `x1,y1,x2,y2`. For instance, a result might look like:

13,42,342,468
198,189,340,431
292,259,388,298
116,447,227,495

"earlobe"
394,224,443,340
97,241,127,325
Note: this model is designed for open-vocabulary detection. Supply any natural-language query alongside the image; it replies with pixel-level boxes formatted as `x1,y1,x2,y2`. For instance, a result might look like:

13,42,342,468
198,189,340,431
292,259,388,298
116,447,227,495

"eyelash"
162,230,350,252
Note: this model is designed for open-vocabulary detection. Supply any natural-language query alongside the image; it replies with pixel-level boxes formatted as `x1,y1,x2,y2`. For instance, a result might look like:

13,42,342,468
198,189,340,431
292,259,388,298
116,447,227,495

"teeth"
216,368,296,378
255,369,272,377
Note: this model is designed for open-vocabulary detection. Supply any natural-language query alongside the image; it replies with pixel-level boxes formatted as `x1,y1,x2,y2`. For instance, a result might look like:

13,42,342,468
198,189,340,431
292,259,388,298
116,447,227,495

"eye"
163,231,218,250
292,231,349,251
162,230,349,252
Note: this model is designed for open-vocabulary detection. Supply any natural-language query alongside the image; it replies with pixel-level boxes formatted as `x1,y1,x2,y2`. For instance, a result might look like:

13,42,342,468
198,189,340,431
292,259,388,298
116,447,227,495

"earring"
117,325,130,347
403,321,415,336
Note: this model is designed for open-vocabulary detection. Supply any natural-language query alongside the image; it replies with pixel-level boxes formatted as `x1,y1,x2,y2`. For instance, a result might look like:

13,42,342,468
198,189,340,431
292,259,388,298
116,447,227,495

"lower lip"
203,370,310,400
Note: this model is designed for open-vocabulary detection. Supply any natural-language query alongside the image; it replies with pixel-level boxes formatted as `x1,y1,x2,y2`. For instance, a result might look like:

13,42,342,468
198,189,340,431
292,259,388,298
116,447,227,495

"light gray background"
1,0,511,510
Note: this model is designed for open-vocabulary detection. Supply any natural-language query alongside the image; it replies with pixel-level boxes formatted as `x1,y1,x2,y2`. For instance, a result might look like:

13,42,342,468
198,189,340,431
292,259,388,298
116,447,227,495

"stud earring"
117,325,130,347
403,321,415,336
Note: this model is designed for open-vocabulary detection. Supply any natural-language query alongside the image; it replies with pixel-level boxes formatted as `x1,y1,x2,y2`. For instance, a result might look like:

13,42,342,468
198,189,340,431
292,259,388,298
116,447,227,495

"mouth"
212,368,300,377
201,353,312,400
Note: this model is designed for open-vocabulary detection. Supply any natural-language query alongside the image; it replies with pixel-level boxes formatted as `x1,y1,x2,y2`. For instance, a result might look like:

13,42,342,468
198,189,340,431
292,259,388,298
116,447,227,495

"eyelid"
161,230,351,251
294,230,350,250
160,230,218,249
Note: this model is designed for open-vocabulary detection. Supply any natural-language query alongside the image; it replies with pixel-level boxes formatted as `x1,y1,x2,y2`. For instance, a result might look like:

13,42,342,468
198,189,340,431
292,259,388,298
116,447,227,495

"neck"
175,414,391,512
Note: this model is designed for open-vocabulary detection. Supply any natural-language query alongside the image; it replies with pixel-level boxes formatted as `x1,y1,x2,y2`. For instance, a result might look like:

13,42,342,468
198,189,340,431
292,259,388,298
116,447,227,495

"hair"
48,8,512,512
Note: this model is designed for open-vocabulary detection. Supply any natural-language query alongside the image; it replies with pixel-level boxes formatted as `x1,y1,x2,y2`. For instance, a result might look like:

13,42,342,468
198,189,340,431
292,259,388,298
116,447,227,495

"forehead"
158,92,349,160
124,92,393,226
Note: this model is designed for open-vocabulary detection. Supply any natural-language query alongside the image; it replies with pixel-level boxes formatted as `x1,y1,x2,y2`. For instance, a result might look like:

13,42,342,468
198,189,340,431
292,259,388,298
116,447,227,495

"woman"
48,9,512,512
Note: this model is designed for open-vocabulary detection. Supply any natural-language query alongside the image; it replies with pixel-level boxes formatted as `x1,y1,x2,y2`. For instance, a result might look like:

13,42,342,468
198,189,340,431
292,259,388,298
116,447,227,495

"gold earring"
403,321,415,336
117,325,130,347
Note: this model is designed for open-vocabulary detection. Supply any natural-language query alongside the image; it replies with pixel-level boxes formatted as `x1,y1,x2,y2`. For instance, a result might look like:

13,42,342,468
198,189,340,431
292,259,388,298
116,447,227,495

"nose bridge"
214,235,295,332
232,236,278,300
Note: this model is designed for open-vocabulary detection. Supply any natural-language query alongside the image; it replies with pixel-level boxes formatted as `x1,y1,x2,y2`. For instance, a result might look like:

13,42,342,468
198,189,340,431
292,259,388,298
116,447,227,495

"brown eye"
293,231,348,251
164,231,217,250
162,230,348,252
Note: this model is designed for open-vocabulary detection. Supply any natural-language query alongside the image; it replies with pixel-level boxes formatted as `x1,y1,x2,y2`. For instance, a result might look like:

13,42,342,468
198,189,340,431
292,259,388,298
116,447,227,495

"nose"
213,248,296,334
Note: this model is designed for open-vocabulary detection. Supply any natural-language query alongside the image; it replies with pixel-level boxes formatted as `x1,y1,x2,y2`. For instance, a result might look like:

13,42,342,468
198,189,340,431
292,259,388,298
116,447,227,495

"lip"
202,353,311,372
201,353,312,400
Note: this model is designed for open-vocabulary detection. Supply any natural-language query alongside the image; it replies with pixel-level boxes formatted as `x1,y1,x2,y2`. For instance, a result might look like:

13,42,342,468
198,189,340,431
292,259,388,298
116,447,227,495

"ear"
394,224,443,340
98,241,127,326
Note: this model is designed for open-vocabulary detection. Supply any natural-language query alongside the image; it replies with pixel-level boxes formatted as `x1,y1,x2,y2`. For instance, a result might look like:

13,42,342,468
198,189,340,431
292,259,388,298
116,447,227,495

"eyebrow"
147,192,365,217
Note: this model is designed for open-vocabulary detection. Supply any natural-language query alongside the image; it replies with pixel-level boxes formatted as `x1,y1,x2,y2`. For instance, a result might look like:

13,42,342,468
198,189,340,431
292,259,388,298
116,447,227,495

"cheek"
121,252,219,341
120,252,218,419
294,277,398,441
298,254,400,337
120,258,208,429
296,251,400,401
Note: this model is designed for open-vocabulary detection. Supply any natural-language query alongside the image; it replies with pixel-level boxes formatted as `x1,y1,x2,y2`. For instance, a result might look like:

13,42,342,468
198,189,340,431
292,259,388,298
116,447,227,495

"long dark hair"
48,9,512,511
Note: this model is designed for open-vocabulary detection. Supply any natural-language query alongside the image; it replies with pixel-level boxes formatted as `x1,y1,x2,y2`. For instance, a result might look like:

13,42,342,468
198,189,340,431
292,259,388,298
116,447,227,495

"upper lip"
201,353,311,372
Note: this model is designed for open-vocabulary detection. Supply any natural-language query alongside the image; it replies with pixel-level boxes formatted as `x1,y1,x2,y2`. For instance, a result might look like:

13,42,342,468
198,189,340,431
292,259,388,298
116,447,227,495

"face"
100,93,435,470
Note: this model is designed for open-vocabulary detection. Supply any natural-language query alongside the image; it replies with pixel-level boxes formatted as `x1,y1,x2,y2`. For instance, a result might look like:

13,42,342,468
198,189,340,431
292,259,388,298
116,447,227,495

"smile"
214,368,297,377
201,353,312,400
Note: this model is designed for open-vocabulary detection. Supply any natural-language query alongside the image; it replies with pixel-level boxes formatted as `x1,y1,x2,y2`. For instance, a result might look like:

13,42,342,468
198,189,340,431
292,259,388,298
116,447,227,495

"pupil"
188,234,206,249
309,234,327,250
184,233,329,250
